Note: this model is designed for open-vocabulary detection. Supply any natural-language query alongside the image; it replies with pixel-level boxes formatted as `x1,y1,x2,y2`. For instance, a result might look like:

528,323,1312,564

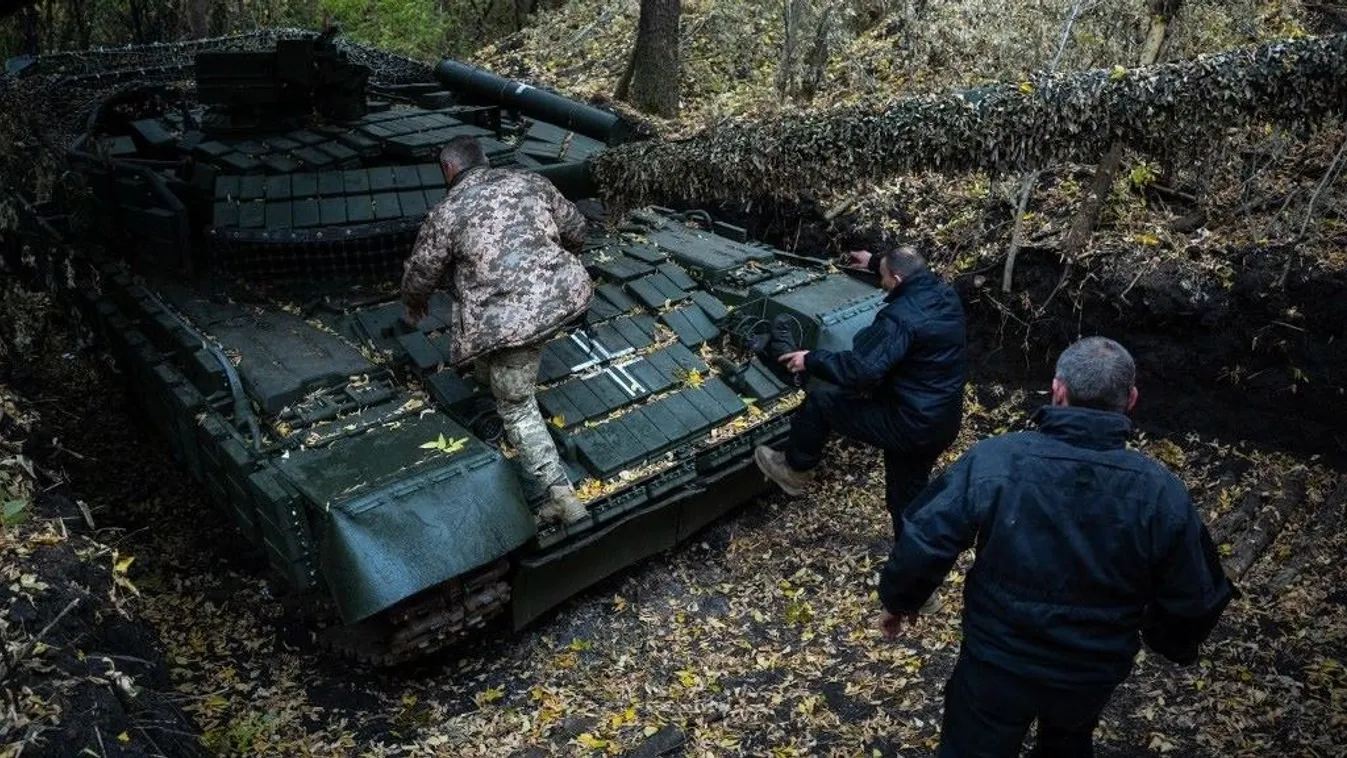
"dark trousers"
784,383,942,539
938,651,1117,758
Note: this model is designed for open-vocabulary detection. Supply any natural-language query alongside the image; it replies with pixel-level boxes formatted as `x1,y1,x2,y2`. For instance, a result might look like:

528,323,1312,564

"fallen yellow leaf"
576,733,608,749
475,686,504,706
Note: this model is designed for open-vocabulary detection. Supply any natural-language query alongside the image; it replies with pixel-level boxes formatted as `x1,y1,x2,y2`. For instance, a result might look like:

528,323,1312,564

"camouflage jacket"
401,166,593,365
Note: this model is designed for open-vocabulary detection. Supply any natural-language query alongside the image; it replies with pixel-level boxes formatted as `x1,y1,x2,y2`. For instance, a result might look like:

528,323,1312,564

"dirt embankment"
694,194,1346,463
0,301,205,758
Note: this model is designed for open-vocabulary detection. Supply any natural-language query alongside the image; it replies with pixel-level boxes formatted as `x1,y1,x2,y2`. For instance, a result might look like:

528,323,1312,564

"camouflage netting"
0,28,436,200
590,32,1347,210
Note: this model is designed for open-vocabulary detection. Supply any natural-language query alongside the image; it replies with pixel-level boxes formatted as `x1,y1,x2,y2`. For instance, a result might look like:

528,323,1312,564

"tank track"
317,558,512,666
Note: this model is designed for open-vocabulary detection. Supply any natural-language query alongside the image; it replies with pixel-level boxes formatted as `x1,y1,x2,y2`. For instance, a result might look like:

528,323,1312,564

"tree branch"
0,598,80,683
1278,135,1347,288
1296,135,1347,242
1002,169,1041,293
1002,0,1089,293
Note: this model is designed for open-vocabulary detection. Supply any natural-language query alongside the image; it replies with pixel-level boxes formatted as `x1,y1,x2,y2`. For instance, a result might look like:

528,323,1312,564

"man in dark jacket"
754,246,967,543
877,336,1234,757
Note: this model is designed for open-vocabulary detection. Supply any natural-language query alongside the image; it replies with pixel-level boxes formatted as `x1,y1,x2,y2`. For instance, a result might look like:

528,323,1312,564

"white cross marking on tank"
604,367,640,398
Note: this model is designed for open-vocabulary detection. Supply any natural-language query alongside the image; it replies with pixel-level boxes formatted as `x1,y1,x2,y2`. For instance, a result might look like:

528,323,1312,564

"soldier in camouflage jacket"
401,136,591,525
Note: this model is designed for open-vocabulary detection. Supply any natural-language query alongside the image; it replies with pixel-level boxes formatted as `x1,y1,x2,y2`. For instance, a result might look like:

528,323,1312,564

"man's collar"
1030,404,1134,450
449,164,487,189
884,268,933,302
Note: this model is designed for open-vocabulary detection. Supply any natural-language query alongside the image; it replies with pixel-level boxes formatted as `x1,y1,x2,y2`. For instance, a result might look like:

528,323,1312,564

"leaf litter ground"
16,318,1345,758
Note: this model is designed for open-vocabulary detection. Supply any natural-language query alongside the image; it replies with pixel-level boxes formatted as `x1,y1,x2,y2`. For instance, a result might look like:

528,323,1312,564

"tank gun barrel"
434,59,633,146
590,32,1347,209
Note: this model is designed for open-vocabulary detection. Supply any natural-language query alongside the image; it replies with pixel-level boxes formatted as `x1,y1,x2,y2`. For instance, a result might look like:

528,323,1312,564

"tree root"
1224,476,1307,581
1268,475,1347,592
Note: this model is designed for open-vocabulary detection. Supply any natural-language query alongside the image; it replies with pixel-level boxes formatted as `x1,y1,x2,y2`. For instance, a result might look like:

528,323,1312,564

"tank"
5,29,891,665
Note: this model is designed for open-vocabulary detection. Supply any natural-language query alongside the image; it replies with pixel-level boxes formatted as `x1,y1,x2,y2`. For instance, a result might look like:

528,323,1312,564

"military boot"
536,484,588,526
754,446,816,496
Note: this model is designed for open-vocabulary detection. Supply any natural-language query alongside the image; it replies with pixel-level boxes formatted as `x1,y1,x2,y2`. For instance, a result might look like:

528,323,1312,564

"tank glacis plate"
41,32,889,664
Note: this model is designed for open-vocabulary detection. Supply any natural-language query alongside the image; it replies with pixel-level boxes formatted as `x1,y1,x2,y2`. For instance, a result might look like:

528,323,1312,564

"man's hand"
779,350,810,374
878,609,917,638
846,250,873,270
403,295,429,326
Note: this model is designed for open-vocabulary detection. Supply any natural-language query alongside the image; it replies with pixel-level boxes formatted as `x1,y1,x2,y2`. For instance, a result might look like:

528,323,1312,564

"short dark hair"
882,246,926,279
1054,336,1136,413
439,136,489,170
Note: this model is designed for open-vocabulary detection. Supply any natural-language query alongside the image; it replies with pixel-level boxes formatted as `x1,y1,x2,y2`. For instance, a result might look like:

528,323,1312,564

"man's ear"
877,257,900,289
1126,386,1139,413
1051,378,1069,406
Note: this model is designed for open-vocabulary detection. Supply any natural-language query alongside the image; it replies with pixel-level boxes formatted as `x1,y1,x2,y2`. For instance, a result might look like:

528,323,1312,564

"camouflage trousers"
474,346,572,494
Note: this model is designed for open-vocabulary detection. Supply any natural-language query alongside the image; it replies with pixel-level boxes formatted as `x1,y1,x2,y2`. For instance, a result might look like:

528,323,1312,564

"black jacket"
803,268,967,449
879,405,1234,688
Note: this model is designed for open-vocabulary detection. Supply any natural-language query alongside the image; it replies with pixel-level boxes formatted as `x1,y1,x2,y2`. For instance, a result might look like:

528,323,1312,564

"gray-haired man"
877,336,1233,757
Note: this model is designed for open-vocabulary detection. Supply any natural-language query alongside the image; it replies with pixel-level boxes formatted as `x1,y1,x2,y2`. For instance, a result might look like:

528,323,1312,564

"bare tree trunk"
622,0,682,118
43,0,54,51
128,0,147,44
76,0,91,49
211,1,229,39
60,0,87,50
1002,169,1041,293
614,47,637,101
798,2,836,103
775,0,806,100
187,0,211,38
22,4,39,54
1061,1,1181,257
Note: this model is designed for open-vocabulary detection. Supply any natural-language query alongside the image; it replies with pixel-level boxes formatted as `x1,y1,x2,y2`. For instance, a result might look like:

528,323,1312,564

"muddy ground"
3,225,1344,757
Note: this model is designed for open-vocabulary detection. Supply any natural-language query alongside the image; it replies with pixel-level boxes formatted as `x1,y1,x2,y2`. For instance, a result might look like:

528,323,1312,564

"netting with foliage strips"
0,28,437,199
590,32,1347,210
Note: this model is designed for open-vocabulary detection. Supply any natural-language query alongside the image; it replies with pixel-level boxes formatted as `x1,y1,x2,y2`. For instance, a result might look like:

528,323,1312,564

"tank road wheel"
317,559,513,666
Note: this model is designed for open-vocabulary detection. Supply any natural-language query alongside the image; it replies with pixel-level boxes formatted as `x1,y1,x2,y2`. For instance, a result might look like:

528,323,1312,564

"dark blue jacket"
803,269,967,449
879,405,1234,689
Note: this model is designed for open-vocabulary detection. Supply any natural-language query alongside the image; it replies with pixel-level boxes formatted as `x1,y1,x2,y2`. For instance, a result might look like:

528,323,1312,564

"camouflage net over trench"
590,32,1347,209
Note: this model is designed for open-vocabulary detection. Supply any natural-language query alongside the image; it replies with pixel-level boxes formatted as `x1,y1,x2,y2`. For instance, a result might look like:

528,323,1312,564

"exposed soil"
956,246,1347,463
